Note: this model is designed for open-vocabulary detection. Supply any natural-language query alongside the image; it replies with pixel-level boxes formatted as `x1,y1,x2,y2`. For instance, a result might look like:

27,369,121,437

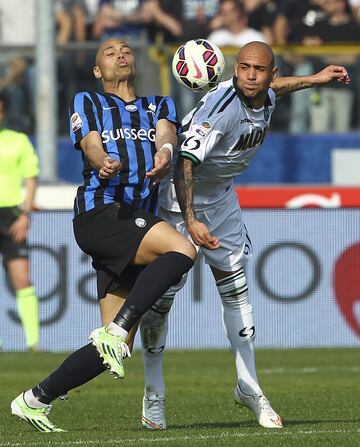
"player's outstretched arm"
80,130,121,179
174,156,220,250
270,65,350,97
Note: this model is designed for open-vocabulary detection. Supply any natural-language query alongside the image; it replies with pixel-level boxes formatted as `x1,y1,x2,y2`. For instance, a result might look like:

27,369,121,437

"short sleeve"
178,101,227,166
18,134,39,178
69,92,101,150
154,96,179,128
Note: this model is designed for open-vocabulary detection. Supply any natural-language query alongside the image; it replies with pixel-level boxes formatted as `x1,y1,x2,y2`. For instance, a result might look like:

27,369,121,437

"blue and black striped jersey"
69,91,178,216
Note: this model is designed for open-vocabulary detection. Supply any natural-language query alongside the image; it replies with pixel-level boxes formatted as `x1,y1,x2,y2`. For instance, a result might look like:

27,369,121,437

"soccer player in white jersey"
140,41,350,430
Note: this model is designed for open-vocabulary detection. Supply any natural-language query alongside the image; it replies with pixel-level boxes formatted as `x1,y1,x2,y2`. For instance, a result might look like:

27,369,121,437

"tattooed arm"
174,156,219,250
271,65,350,97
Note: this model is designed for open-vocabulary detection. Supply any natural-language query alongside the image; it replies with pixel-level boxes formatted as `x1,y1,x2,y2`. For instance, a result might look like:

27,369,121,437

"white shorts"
158,189,253,272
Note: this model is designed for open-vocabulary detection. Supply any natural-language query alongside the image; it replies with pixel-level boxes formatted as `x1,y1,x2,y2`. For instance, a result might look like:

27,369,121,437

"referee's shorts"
0,206,29,265
73,202,162,299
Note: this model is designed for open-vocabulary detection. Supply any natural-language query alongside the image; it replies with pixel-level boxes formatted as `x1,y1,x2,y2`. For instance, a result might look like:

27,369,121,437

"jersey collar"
232,76,272,110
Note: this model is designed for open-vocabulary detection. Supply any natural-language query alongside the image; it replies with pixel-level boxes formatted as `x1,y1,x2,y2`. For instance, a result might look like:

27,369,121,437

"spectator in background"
55,0,88,45
0,93,40,351
140,0,182,44
207,0,267,47
93,0,147,41
273,0,326,133
141,0,220,44
273,0,326,45
303,0,359,132
349,0,360,21
82,0,102,41
140,0,220,120
55,0,96,134
0,0,36,133
242,0,280,44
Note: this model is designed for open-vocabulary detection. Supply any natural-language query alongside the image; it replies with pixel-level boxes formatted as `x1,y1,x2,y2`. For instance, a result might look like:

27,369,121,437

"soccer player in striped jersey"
140,42,350,430
11,38,196,432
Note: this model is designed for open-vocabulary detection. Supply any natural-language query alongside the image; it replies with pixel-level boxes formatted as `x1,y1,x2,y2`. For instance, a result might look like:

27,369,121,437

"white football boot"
142,393,166,430
234,384,283,428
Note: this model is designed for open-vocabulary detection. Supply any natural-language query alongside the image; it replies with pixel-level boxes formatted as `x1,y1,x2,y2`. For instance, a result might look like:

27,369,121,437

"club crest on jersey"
125,104,138,112
233,127,267,152
135,217,147,228
195,121,212,137
70,112,83,132
148,103,157,113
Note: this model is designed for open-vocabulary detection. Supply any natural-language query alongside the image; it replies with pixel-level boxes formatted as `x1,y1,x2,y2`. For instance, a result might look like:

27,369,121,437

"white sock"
216,269,262,396
140,294,174,396
23,390,49,408
106,321,128,340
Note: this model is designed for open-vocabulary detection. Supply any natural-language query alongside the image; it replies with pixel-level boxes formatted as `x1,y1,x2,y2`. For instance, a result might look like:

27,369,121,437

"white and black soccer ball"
172,39,225,91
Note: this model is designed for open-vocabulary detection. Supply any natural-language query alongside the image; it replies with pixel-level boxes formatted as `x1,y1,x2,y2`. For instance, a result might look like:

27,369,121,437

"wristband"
160,143,174,160
103,156,112,162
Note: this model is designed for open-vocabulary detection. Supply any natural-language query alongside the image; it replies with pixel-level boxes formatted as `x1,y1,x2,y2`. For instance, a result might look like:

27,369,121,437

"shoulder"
156,95,176,105
0,128,29,141
189,79,237,128
0,129,34,149
139,94,176,107
202,79,237,112
72,91,104,103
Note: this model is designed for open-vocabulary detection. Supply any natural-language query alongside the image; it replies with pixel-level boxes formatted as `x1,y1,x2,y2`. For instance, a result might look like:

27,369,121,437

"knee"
14,279,32,291
141,309,169,330
175,239,197,261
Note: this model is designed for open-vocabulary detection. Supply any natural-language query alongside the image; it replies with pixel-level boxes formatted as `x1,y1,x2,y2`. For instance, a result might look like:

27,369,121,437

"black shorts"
73,202,162,299
0,207,28,265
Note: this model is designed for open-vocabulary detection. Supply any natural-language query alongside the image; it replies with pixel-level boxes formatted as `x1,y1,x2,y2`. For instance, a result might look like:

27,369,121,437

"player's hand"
187,220,220,250
9,214,28,244
99,157,121,179
314,65,351,85
145,147,172,185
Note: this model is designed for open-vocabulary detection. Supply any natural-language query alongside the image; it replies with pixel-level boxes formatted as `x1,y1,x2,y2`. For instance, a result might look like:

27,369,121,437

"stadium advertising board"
235,186,360,208
0,209,359,351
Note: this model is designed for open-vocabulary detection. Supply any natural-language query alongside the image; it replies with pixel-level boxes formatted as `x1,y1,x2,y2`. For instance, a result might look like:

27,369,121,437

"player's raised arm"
79,130,121,179
174,156,219,250
270,65,350,97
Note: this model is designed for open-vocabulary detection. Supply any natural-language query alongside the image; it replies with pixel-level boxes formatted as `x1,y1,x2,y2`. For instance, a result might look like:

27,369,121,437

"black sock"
114,251,193,332
32,343,106,404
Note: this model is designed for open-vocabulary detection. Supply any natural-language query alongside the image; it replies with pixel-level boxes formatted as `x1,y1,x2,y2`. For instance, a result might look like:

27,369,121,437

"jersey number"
183,136,200,151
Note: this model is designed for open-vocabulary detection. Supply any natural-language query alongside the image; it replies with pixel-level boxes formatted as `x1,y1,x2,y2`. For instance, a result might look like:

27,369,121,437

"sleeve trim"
179,151,201,166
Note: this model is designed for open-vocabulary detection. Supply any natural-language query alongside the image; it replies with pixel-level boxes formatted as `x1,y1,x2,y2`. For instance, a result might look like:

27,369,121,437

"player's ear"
271,66,278,81
93,65,102,79
234,63,238,76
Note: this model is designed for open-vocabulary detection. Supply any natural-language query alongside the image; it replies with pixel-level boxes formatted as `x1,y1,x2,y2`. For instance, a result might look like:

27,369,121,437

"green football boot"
89,322,131,379
11,393,65,433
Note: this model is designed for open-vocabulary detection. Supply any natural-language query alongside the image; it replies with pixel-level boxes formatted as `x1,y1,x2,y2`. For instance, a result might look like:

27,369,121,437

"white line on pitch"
1,428,360,446
259,366,360,375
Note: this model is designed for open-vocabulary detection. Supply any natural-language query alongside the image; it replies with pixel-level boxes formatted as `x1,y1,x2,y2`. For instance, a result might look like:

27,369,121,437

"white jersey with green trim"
158,77,276,211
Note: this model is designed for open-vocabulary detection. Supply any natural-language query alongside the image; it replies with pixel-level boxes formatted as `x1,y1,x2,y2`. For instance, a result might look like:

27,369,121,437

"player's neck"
103,79,137,102
233,77,266,110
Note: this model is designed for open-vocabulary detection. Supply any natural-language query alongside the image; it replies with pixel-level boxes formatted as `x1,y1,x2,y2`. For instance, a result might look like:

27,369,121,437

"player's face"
93,40,135,83
235,47,277,107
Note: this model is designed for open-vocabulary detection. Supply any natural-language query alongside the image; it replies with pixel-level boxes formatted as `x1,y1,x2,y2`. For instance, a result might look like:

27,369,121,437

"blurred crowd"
1,0,360,134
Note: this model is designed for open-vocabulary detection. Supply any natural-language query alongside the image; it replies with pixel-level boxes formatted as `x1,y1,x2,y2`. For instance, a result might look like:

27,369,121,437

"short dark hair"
220,0,246,16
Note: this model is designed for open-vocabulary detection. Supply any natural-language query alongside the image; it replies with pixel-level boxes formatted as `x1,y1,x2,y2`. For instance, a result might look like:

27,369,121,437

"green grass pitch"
0,348,359,446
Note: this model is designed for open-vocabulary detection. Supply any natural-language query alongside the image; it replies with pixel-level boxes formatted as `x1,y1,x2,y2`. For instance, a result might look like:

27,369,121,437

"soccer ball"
172,39,225,91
